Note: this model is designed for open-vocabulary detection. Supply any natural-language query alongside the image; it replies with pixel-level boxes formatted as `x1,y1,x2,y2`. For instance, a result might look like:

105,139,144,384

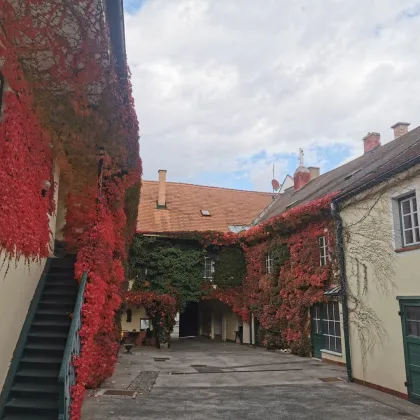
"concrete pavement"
82,338,420,419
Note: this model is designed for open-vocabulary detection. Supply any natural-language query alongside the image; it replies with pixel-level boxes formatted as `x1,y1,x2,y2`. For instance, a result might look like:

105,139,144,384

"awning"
324,285,341,297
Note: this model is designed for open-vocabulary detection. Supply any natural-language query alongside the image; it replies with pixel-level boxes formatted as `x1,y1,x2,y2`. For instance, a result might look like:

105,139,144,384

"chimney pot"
308,166,320,180
391,122,410,139
363,132,381,154
157,169,167,208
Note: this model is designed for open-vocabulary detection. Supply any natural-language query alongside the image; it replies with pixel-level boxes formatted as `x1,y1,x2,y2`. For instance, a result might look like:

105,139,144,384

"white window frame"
399,194,420,247
204,256,215,280
266,254,273,274
323,302,342,353
319,236,327,266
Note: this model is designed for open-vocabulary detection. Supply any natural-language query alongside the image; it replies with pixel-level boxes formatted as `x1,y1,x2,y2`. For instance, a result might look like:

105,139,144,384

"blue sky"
123,0,420,191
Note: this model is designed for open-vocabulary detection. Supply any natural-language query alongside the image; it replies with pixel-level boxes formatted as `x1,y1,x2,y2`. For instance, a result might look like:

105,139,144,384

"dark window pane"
405,230,414,245
414,198,418,212
414,213,419,228
336,337,342,353
402,200,411,215
406,306,420,321
415,228,420,243
404,215,413,229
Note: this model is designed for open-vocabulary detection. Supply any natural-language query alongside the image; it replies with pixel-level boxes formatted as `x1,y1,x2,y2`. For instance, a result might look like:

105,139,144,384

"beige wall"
121,305,148,332
0,256,46,390
0,163,62,390
341,168,420,395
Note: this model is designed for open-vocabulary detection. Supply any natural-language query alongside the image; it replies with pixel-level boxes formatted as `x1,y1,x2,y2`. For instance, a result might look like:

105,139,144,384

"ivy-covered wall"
128,235,247,311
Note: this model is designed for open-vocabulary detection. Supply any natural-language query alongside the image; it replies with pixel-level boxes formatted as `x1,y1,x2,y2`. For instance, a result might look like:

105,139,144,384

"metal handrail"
58,271,88,420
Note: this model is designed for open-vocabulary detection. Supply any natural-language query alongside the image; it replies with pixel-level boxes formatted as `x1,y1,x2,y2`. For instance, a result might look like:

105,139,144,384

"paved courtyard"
82,338,420,419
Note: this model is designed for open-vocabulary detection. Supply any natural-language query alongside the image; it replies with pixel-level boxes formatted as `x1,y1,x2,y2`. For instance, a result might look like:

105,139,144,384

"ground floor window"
322,301,342,353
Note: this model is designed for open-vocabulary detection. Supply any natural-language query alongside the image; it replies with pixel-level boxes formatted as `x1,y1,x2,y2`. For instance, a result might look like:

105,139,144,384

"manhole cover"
318,377,342,383
193,366,223,373
154,357,170,361
103,390,136,397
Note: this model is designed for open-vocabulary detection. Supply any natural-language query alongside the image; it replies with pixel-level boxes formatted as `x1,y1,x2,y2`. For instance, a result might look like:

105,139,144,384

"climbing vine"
0,2,141,419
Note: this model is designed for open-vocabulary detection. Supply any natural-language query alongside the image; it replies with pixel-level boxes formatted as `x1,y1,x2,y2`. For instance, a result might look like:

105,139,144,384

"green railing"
58,271,88,420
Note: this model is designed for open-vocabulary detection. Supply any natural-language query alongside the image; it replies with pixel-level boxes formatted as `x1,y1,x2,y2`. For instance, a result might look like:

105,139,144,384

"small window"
319,236,327,266
201,210,211,216
399,195,420,247
266,254,273,274
126,309,132,323
323,302,342,353
204,256,214,280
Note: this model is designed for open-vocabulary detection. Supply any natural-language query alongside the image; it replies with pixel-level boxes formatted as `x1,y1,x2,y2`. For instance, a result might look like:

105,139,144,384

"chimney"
308,166,320,180
363,132,381,154
294,148,311,191
391,122,410,139
157,169,167,208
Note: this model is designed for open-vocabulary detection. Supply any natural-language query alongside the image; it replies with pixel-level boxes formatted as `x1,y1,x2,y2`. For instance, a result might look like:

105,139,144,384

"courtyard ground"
82,338,420,419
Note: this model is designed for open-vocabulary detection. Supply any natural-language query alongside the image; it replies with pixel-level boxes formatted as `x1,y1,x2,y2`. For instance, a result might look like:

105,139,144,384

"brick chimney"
391,122,410,139
294,148,311,191
363,132,381,154
308,166,320,180
157,169,167,208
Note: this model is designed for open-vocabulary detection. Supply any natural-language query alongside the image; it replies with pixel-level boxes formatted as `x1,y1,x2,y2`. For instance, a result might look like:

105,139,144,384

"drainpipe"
249,312,253,345
331,200,353,382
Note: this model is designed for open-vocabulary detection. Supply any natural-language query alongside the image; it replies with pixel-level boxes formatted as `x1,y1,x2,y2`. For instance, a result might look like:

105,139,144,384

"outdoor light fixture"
41,180,51,197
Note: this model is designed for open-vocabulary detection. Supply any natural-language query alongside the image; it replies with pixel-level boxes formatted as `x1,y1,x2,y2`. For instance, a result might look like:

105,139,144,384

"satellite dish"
271,179,280,191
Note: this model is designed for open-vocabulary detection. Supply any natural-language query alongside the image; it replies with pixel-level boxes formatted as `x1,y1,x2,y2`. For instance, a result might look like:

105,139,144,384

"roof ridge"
141,180,272,195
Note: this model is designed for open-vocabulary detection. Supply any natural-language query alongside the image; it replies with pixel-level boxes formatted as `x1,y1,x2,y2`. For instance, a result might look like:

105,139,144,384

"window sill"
321,349,342,357
395,244,420,253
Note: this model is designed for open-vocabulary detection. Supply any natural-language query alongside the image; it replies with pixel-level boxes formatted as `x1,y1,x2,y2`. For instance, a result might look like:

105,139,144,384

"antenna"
299,148,304,166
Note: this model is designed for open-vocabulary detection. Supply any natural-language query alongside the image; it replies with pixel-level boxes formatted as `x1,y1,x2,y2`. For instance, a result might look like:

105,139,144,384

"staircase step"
5,397,58,414
25,342,65,353
2,414,58,420
16,367,59,379
28,331,68,339
43,284,77,292
20,355,62,366
11,382,60,398
33,320,71,327
39,299,75,307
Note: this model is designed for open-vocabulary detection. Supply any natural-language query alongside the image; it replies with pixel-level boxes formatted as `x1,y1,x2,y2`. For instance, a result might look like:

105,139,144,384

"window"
265,254,273,274
400,195,420,246
126,309,132,323
312,305,322,334
201,210,211,216
319,236,327,266
323,302,342,353
204,256,214,280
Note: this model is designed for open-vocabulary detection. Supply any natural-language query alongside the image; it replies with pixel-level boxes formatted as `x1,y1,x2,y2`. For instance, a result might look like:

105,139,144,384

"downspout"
249,312,253,345
331,200,353,382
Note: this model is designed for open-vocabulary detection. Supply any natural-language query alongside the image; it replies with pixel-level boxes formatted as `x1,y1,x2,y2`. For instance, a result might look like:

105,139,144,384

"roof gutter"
105,0,128,82
334,154,420,205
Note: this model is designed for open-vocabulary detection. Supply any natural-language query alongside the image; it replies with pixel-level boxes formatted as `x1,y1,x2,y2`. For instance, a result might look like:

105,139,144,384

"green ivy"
268,241,290,277
129,235,247,310
212,246,246,289
129,236,204,308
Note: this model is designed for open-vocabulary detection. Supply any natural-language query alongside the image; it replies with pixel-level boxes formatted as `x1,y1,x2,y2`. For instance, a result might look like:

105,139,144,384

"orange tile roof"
137,181,273,233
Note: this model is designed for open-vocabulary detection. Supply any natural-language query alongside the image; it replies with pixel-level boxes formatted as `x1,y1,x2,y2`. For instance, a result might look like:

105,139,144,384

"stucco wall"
224,309,241,342
0,256,46,390
341,168,420,395
121,305,148,332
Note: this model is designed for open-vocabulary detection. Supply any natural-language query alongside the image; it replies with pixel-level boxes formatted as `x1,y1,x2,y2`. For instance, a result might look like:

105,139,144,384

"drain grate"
103,390,136,397
318,377,342,383
154,357,170,362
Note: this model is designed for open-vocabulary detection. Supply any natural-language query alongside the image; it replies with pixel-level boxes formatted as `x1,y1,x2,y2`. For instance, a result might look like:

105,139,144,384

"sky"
124,0,420,192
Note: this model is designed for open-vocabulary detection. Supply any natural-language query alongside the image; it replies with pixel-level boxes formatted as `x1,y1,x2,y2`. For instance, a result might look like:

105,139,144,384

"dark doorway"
179,301,199,337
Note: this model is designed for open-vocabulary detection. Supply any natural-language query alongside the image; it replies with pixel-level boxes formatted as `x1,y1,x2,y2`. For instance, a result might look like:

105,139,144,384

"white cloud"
125,0,420,190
